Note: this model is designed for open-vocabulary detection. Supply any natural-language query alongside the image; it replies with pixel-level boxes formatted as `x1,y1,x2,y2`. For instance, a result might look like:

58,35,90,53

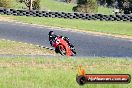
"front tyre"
58,45,66,56
71,48,76,55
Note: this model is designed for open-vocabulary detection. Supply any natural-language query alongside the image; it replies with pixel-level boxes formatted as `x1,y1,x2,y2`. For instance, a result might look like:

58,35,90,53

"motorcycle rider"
48,31,74,48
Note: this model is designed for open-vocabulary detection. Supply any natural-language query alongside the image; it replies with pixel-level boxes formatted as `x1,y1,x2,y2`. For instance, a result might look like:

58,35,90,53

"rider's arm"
49,35,58,47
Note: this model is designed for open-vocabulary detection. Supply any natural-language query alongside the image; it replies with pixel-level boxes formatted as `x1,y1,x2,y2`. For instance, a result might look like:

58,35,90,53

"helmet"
49,31,54,35
48,31,55,38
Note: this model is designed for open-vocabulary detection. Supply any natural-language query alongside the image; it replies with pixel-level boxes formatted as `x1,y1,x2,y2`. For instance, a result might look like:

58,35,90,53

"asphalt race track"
0,21,132,57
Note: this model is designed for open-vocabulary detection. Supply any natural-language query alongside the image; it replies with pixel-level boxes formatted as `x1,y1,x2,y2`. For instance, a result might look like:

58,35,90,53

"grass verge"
0,57,131,88
0,39,54,55
11,15,132,36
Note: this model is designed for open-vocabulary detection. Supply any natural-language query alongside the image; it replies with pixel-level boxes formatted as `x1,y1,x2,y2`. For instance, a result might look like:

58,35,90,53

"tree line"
97,0,132,14
0,0,132,14
65,0,132,14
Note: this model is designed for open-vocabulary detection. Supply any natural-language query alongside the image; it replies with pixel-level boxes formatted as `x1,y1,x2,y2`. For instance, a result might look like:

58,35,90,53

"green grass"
98,6,113,14
12,0,75,12
0,39,54,55
40,0,75,12
0,57,131,88
11,0,26,10
12,16,132,36
11,0,113,14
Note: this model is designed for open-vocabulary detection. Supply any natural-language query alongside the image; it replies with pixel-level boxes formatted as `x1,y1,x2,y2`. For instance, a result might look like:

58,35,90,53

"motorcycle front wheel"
58,45,66,56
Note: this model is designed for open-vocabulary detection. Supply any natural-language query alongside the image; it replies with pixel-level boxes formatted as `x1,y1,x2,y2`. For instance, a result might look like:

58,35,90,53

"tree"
17,0,40,10
32,0,40,10
0,0,12,8
73,0,98,13
97,0,132,14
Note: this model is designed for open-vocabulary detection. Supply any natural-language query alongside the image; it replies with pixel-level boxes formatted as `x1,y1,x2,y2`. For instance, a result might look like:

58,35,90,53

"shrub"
32,0,40,10
73,0,98,13
0,0,12,8
18,0,40,10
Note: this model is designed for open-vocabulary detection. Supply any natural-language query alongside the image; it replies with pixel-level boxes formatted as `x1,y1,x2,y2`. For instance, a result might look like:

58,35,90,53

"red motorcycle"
52,37,76,56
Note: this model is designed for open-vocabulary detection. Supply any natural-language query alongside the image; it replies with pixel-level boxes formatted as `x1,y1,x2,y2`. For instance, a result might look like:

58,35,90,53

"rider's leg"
66,40,74,48
63,37,74,48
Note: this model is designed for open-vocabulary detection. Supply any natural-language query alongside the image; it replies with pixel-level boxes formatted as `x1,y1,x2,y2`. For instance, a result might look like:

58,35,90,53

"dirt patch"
0,15,14,22
0,39,55,55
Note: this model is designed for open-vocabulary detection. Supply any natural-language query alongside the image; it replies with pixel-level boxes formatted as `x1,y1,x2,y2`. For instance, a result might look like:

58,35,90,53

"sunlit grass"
12,0,113,14
0,39,54,55
0,57,131,88
12,16,132,36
